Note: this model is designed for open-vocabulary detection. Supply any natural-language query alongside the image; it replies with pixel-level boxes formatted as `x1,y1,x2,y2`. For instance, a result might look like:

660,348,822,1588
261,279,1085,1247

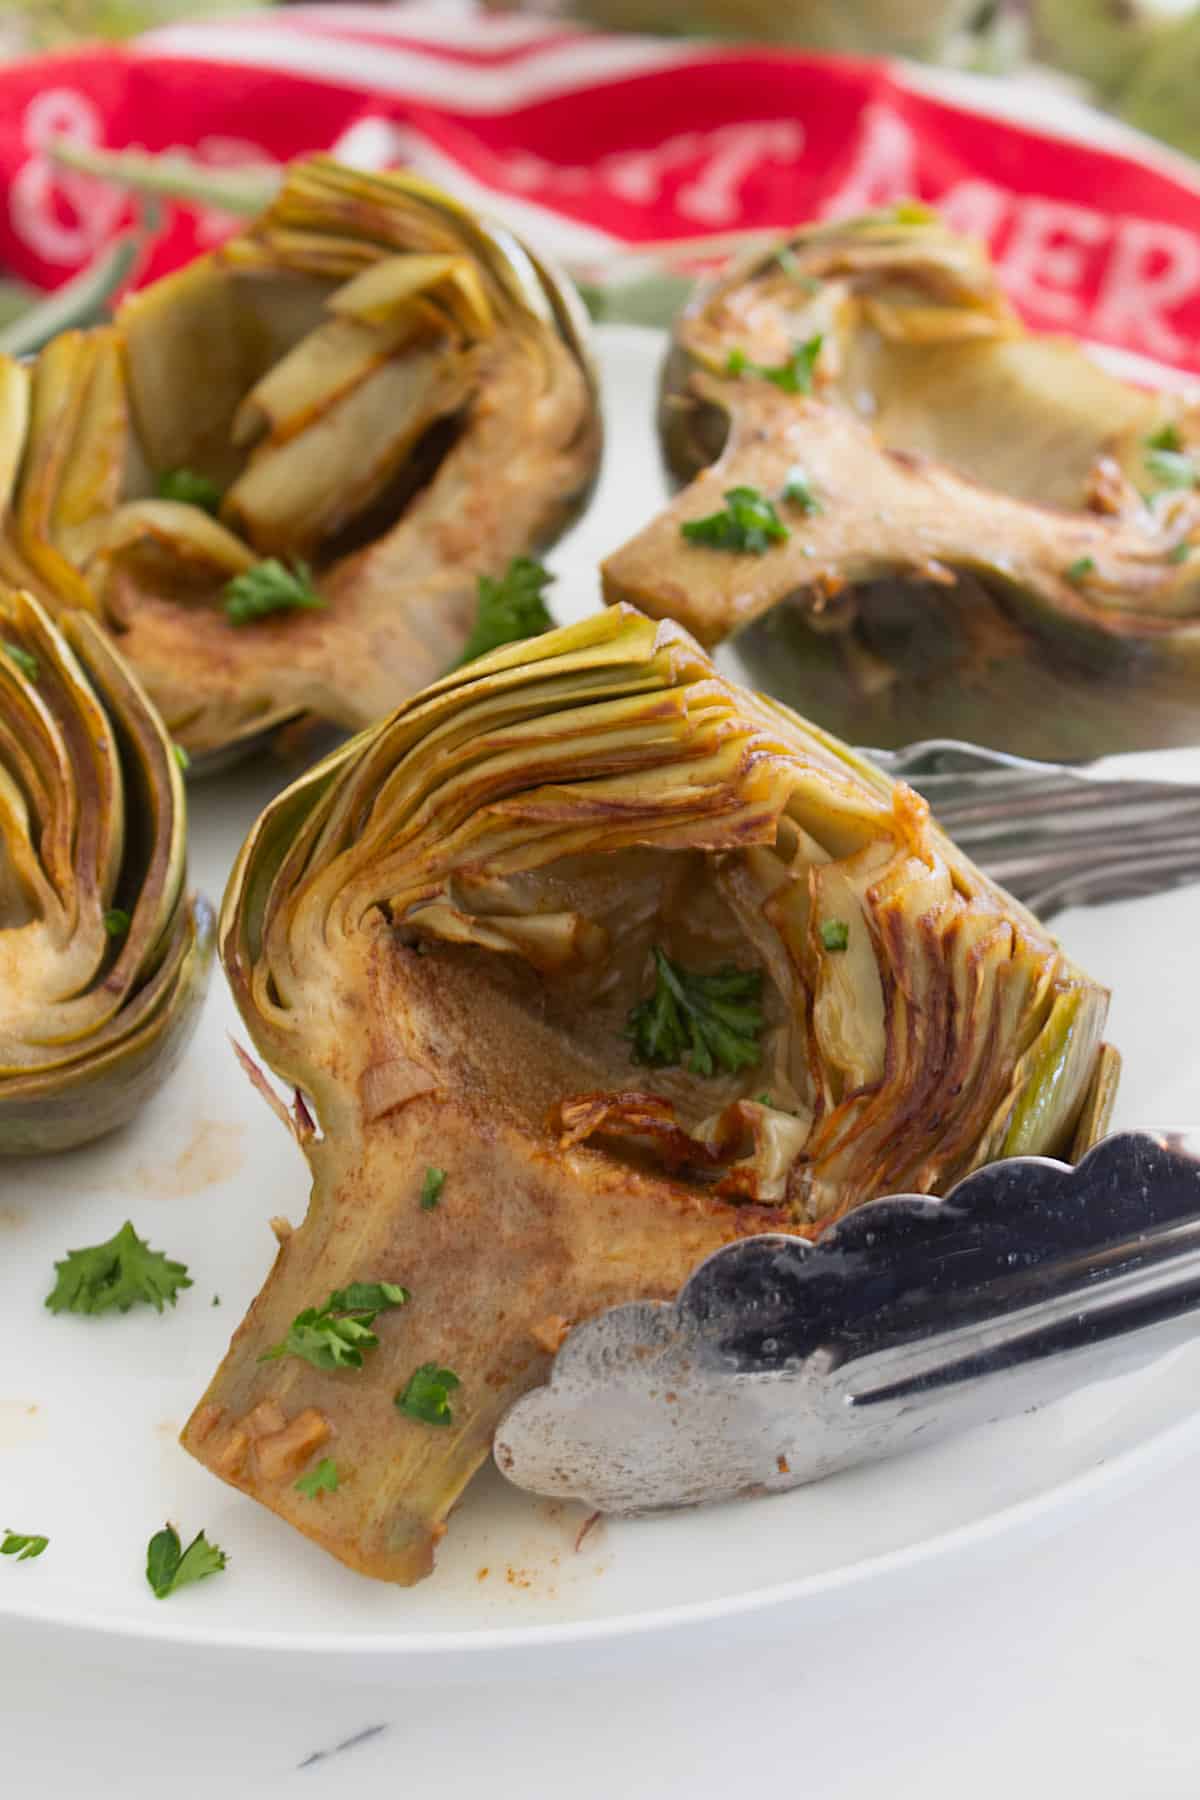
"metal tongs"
495,741,1200,1513
496,1131,1200,1513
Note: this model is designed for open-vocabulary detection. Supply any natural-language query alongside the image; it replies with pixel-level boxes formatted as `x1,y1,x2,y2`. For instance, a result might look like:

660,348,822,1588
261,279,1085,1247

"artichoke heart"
602,208,1200,758
0,588,213,1154
186,605,1117,1584
0,157,600,759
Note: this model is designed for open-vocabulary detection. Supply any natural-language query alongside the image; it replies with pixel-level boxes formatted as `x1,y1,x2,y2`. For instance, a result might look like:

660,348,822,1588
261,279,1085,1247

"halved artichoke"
0,588,213,1154
0,157,600,759
184,605,1117,1583
602,209,1200,758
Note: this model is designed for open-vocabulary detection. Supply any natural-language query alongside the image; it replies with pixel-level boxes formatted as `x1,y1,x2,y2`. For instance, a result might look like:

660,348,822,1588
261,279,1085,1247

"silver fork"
870,739,1200,918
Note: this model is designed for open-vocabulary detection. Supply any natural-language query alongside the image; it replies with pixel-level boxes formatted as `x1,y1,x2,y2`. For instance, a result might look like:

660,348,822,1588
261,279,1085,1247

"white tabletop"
5,1428,1200,1798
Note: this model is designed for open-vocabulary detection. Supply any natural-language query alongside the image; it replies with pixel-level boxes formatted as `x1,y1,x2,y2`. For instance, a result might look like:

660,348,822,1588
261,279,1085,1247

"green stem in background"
0,229,143,356
47,138,276,218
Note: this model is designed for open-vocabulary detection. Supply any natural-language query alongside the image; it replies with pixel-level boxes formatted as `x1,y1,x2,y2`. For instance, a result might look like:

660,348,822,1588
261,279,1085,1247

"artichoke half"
602,209,1200,759
0,157,600,760
185,606,1117,1583
0,588,212,1154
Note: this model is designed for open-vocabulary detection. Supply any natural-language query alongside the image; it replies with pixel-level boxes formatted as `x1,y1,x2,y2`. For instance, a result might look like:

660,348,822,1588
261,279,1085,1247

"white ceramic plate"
3,324,1200,1662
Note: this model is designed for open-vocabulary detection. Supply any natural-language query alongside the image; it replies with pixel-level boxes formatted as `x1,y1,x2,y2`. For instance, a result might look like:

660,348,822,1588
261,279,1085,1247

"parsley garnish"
157,468,222,513
395,1364,461,1427
173,743,191,772
258,1280,409,1372
103,907,130,938
1147,423,1182,453
456,557,556,666
781,465,822,514
1,1530,48,1561
146,1524,227,1599
1169,541,1192,564
45,1221,191,1316
681,487,790,555
2,642,38,681
295,1458,339,1499
725,333,823,395
820,918,849,952
420,1167,446,1211
1145,446,1197,490
1065,556,1096,584
224,558,325,626
626,947,764,1077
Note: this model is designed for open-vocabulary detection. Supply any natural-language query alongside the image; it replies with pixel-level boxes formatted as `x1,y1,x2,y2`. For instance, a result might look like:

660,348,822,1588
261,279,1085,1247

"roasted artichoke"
0,587,212,1154
184,606,1117,1583
603,209,1200,758
0,157,600,760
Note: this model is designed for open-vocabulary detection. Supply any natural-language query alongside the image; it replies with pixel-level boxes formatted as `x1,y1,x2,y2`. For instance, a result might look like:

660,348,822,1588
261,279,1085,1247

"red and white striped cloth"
5,1,1200,371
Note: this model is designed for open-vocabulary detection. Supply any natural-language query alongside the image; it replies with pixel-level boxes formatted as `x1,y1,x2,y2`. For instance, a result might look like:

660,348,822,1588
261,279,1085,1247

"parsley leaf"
420,1167,446,1211
1169,541,1192,564
1147,423,1182,453
103,907,130,938
725,333,823,395
295,1458,340,1499
258,1280,409,1371
146,1524,227,1599
1065,556,1096,584
173,743,191,773
2,641,38,681
395,1364,461,1427
224,558,325,626
1,1530,48,1561
820,918,849,952
157,468,222,513
626,947,764,1078
1145,446,1197,490
456,558,556,666
781,465,822,514
45,1221,192,1316
681,487,790,555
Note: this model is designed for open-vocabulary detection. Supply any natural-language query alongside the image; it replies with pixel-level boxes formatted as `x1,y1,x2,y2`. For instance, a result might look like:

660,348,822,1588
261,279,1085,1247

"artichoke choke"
0,157,600,759
0,588,212,1154
185,605,1116,1583
602,209,1200,759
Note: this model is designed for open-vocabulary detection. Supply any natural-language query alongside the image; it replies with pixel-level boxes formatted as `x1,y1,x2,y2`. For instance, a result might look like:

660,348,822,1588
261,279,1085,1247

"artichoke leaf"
0,589,212,1153
186,606,1116,1583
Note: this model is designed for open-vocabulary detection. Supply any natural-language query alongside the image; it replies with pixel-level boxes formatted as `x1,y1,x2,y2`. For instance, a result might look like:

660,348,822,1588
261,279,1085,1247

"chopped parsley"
681,486,790,555
395,1364,461,1427
1,1530,48,1562
420,1167,446,1211
103,907,130,938
258,1280,409,1372
224,557,325,626
173,743,191,773
1169,541,1193,564
456,557,556,666
157,468,222,514
626,946,764,1077
725,332,823,395
146,1524,227,1599
1147,423,1183,453
45,1221,192,1316
820,918,850,953
2,642,38,681
781,465,822,514
1145,446,1197,490
295,1458,340,1499
1065,556,1096,584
